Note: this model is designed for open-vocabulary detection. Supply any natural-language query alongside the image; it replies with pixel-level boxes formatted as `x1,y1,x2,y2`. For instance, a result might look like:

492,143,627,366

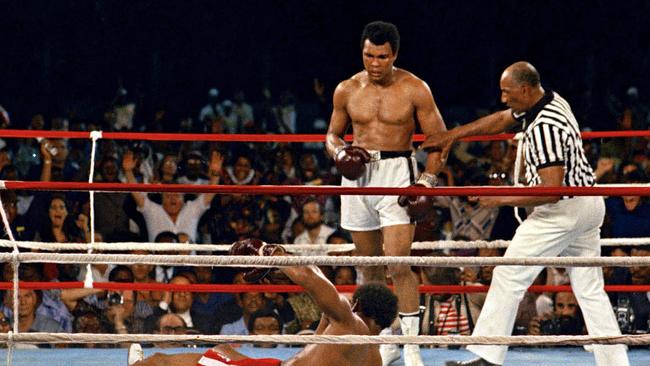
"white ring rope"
0,192,20,366
0,205,15,244
0,238,647,253
1,252,649,267
7,253,18,366
85,130,103,289
512,132,525,225
0,333,647,347
4,331,13,366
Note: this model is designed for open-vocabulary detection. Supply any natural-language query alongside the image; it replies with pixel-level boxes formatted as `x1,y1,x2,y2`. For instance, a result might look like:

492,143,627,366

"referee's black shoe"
445,358,501,366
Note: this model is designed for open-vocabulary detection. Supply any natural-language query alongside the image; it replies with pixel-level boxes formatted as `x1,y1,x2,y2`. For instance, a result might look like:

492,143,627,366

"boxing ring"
1,347,649,366
0,129,648,365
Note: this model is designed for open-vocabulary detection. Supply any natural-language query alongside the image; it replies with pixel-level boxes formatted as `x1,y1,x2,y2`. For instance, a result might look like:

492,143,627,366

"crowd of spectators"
0,83,647,348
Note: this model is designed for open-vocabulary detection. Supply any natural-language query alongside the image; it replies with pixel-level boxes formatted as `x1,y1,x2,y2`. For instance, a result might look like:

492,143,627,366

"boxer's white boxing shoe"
400,315,424,366
445,358,501,366
379,327,400,366
403,344,424,366
128,343,144,365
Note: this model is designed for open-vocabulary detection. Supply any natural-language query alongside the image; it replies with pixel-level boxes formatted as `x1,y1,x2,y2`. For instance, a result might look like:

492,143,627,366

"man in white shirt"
122,149,223,242
232,90,255,131
198,88,223,123
293,199,335,246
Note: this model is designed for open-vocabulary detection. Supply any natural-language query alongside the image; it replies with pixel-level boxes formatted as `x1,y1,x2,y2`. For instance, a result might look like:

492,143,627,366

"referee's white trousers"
467,196,629,366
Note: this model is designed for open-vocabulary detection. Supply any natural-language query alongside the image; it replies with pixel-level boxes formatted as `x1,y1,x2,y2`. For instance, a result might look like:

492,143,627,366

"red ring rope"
0,129,649,142
1,281,647,293
3,181,649,196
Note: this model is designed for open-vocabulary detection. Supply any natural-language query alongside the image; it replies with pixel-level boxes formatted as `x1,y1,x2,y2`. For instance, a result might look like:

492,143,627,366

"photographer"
609,245,650,334
101,266,155,338
528,292,585,336
105,289,135,335
420,263,472,337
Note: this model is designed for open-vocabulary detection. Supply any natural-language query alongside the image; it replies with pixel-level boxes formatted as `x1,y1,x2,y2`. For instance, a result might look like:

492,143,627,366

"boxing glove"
229,239,286,282
334,145,371,180
398,173,438,222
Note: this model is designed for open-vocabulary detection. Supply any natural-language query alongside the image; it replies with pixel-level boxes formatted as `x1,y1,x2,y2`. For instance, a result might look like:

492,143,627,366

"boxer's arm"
413,79,446,175
280,265,354,324
326,81,352,158
314,313,330,334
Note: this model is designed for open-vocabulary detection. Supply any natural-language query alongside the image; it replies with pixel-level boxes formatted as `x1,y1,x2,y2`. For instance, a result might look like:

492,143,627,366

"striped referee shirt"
512,90,595,188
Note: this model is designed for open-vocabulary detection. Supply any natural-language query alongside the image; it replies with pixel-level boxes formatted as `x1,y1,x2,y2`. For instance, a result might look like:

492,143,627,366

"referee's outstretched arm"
420,109,516,159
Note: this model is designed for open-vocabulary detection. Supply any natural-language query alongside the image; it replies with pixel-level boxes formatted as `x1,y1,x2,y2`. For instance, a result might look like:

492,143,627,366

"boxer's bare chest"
346,82,414,127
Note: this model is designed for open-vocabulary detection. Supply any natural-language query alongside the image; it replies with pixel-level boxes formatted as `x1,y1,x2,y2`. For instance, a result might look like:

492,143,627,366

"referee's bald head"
504,61,540,87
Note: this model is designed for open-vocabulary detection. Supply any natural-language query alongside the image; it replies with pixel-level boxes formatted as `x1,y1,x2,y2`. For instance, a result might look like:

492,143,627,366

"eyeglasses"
161,326,186,334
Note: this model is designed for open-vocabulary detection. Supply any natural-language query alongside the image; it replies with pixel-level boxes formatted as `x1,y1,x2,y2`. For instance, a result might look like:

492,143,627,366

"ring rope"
1,252,649,267
5,331,13,366
7,252,19,366
1,238,646,253
0,333,647,347
84,130,103,289
2,282,648,294
1,129,647,356
512,132,525,224
0,194,20,366
0,205,15,244
2,181,649,196
1,129,648,142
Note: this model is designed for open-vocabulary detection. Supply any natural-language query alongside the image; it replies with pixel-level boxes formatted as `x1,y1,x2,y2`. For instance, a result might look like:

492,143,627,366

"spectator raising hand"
122,150,137,173
75,213,91,243
39,139,54,181
594,157,616,182
123,148,219,242
208,149,224,179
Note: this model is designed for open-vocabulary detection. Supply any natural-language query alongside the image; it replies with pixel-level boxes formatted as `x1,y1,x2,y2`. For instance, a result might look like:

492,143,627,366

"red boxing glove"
334,145,371,180
229,239,286,283
398,173,438,222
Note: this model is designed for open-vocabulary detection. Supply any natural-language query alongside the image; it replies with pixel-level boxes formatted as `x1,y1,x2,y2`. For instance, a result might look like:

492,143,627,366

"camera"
35,138,59,156
539,318,562,335
614,296,635,334
107,291,124,306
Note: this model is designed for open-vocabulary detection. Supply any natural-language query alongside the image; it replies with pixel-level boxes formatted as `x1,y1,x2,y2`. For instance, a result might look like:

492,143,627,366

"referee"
422,61,629,366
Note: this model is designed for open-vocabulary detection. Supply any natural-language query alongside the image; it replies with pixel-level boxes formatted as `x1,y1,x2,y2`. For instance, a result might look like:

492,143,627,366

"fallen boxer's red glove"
398,173,438,222
229,238,286,283
334,145,371,180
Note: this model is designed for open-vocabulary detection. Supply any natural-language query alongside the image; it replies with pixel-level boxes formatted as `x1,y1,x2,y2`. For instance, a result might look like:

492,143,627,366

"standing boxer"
326,20,447,366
